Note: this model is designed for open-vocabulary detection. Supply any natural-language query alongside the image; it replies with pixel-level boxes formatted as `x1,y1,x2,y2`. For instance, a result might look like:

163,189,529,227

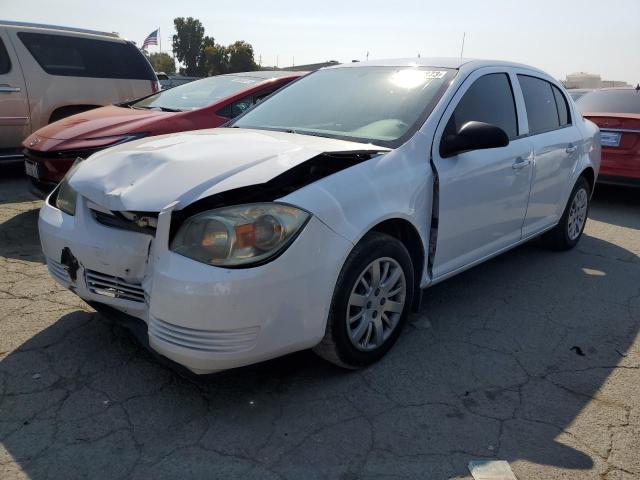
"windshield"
232,66,455,147
576,89,640,114
133,75,262,111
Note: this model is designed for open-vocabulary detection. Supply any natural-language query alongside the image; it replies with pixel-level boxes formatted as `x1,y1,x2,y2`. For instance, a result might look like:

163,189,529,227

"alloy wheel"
567,188,588,240
346,257,407,352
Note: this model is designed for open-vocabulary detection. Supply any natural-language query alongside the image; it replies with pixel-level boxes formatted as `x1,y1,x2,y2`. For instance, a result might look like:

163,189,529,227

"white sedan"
39,58,600,373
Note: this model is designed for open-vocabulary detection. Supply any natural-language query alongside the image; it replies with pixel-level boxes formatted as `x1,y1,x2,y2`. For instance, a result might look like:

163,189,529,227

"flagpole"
159,27,161,54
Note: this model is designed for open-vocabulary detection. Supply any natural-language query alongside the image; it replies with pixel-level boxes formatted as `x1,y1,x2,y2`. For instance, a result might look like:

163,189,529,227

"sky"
2,0,639,84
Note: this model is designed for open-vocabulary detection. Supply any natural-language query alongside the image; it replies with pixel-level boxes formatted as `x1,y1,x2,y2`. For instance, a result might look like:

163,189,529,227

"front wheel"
313,232,414,369
543,176,591,250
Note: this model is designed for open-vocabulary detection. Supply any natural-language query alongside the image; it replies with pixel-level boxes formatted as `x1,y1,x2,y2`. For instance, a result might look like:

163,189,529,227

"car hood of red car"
34,105,173,141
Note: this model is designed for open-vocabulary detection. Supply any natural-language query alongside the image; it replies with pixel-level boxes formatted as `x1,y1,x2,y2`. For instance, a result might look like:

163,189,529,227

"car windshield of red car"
133,75,262,111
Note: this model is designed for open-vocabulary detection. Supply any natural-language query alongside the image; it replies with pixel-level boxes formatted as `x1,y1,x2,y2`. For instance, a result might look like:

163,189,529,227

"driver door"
430,69,533,279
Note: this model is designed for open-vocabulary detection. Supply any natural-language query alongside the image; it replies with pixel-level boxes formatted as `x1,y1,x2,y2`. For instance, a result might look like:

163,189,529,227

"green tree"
171,17,258,77
226,41,258,73
203,44,228,76
148,52,176,75
172,17,212,76
196,36,216,76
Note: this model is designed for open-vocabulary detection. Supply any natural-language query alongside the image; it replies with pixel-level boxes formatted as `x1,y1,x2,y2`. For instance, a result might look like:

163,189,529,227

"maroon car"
23,70,306,196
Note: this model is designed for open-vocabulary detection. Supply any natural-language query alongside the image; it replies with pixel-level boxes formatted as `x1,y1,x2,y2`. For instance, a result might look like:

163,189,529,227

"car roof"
224,70,307,80
0,19,120,39
324,57,549,75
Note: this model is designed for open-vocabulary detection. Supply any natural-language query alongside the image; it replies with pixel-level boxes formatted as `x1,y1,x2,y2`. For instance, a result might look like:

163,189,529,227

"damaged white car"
39,58,600,373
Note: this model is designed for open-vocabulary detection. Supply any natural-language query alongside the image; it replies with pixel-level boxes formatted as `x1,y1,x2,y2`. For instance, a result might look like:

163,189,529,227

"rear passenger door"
515,74,580,236
0,29,30,154
431,69,534,278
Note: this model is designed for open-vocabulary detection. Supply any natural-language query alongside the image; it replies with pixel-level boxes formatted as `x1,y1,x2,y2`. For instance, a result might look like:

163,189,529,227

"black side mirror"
440,121,509,158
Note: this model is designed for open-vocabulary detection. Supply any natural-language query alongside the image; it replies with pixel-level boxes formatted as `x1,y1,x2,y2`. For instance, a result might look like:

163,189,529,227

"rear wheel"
313,232,414,369
543,176,591,250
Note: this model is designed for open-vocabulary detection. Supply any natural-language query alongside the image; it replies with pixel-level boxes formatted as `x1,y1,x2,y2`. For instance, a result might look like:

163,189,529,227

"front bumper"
39,195,352,373
24,147,77,184
28,177,59,199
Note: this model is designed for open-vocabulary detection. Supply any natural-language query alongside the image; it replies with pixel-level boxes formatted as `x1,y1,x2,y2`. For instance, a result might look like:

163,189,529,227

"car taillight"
151,80,160,93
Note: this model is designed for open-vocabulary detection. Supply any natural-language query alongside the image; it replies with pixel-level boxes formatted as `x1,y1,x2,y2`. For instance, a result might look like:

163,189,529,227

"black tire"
313,232,415,369
542,176,591,250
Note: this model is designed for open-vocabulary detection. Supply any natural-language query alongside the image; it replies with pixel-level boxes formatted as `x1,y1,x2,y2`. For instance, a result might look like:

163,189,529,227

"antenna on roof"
460,32,466,58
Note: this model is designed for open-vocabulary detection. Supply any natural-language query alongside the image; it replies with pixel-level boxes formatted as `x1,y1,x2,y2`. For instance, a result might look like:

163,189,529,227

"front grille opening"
91,209,158,235
85,269,145,303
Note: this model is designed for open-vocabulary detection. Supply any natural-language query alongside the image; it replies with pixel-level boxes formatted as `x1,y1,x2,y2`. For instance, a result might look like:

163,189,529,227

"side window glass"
517,75,560,134
0,38,11,74
254,89,276,104
217,95,254,119
445,73,518,140
17,32,154,80
253,85,281,105
552,85,571,126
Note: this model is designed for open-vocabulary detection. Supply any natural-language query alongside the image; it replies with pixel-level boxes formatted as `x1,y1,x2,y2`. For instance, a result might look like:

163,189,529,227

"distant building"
562,72,630,89
563,72,601,89
601,80,630,88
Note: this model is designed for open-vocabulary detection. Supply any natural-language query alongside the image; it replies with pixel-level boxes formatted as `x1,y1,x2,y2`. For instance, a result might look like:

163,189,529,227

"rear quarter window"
18,32,155,80
0,38,11,74
552,85,571,126
518,75,562,134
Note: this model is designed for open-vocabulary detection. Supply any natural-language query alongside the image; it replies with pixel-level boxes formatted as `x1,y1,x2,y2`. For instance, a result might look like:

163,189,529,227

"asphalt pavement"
1,167,638,479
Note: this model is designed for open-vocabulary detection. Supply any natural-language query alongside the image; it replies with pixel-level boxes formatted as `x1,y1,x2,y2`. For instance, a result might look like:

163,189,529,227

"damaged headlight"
171,203,310,267
55,158,83,216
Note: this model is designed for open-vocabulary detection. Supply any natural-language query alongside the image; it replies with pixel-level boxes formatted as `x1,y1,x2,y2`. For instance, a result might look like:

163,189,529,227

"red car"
23,70,305,196
577,86,640,187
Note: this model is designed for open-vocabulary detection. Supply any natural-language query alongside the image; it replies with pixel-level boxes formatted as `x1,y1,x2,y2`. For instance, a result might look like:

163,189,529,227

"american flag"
142,29,158,50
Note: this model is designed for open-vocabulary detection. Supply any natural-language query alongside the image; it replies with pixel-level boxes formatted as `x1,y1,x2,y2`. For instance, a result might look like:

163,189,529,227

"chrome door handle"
0,85,21,93
512,158,531,170
566,144,577,153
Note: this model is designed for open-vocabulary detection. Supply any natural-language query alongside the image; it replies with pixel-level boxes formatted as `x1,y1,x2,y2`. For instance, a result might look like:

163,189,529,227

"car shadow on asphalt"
0,208,45,263
0,166,39,206
590,184,640,230
1,230,637,478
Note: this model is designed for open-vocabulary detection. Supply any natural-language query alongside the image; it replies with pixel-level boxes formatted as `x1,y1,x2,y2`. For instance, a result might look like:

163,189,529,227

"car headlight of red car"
171,203,310,267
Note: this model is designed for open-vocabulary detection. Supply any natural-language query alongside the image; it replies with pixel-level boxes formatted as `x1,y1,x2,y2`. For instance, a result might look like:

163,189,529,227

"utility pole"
460,32,466,58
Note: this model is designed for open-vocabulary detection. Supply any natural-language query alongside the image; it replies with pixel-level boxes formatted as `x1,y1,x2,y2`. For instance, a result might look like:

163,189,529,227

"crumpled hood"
69,128,388,212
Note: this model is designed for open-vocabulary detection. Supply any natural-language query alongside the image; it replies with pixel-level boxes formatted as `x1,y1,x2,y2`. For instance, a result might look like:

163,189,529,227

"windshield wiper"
131,105,182,112
152,106,182,112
